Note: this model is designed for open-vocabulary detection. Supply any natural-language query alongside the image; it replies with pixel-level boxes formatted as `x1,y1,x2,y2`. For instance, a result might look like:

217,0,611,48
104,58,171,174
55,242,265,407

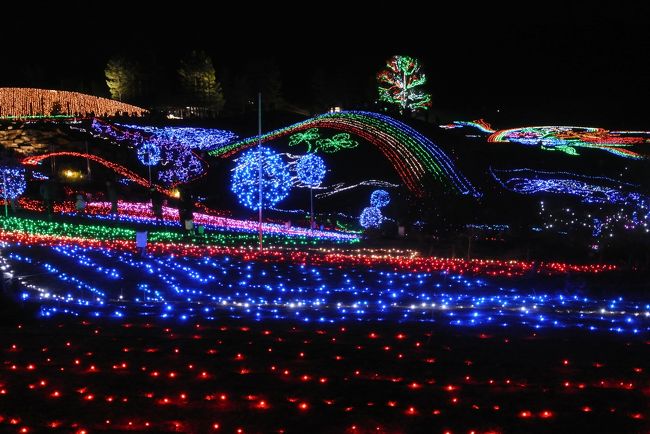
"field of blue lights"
2,244,648,336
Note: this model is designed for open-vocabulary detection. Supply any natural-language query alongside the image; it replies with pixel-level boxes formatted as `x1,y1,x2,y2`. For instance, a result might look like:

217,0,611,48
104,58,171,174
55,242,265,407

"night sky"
2,2,649,126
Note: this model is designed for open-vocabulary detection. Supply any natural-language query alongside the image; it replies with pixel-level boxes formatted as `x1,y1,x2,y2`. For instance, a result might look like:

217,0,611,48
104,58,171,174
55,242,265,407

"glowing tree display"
231,147,291,211
377,55,431,112
137,141,161,166
296,154,326,187
137,141,160,189
0,166,26,216
360,206,383,229
370,189,390,208
296,154,327,230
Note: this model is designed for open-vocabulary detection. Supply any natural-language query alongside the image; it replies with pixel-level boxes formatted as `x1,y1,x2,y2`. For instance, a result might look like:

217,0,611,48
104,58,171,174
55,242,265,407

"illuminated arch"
209,111,479,197
0,88,147,119
22,152,174,197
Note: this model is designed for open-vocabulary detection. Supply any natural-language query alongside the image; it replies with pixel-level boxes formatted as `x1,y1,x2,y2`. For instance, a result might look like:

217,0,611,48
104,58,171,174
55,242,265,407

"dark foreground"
0,318,647,434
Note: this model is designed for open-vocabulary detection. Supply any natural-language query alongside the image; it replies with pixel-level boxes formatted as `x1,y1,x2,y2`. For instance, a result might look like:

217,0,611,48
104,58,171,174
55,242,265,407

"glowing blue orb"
296,154,326,187
360,206,383,228
0,167,26,199
370,189,390,208
137,141,161,166
231,147,292,210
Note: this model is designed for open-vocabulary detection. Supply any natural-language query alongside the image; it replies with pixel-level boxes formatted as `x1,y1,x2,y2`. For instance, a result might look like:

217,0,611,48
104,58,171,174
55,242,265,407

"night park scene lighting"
0,3,649,433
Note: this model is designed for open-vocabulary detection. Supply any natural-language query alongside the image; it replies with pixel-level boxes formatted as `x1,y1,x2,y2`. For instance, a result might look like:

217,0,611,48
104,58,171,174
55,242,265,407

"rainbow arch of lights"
21,152,174,197
209,111,479,197
0,88,147,119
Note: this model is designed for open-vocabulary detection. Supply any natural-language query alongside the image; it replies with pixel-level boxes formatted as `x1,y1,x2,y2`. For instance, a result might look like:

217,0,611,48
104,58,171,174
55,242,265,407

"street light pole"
2,170,7,217
258,92,263,250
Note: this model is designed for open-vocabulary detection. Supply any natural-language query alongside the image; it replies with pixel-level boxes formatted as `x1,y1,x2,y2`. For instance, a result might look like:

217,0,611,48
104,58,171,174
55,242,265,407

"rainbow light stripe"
209,111,479,197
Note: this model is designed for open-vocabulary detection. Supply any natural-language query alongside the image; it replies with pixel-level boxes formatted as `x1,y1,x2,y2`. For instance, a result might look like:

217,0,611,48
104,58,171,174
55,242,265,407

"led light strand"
209,111,479,198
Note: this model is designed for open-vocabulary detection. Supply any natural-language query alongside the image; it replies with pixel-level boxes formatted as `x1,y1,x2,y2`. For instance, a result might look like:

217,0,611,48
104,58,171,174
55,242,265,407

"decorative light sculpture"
296,154,326,187
370,190,390,208
210,111,479,198
0,166,26,216
0,87,147,119
360,206,383,229
377,55,431,112
231,147,291,210
137,141,161,166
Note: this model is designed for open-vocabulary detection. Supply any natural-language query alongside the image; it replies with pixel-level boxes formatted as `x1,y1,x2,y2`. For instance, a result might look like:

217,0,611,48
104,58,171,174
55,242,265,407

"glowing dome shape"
370,189,390,208
231,147,292,210
296,154,326,187
0,167,26,199
360,206,383,228
137,141,161,166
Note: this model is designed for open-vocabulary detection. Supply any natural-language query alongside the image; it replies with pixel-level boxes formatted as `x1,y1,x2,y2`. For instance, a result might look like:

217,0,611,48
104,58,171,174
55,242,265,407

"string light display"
0,307,645,433
231,147,292,210
0,87,147,118
8,201,360,244
445,119,650,159
288,130,358,154
315,180,399,199
86,119,208,186
315,133,359,153
210,111,479,198
117,123,237,151
370,190,390,208
0,167,26,199
21,152,174,197
137,141,161,166
288,128,321,152
0,242,632,329
489,168,650,244
440,119,496,134
377,55,431,112
360,207,383,228
490,168,644,205
296,154,326,187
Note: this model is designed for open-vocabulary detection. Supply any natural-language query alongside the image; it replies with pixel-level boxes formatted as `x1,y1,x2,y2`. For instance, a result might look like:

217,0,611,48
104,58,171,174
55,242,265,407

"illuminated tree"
377,55,431,112
370,189,390,208
360,206,383,228
178,50,225,116
231,147,291,210
0,166,26,200
105,56,137,102
0,166,26,214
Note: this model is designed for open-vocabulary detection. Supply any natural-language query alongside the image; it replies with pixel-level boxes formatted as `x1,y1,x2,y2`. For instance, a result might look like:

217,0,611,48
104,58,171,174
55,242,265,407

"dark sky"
2,2,650,126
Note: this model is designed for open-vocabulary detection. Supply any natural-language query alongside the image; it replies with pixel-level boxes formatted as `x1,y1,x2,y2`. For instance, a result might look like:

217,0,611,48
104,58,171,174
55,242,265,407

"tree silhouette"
178,50,225,117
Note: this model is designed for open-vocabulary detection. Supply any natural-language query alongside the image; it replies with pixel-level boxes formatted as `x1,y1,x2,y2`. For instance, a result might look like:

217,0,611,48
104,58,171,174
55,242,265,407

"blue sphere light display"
296,154,326,187
360,206,383,228
137,141,161,166
370,189,390,208
0,167,27,199
231,147,292,210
